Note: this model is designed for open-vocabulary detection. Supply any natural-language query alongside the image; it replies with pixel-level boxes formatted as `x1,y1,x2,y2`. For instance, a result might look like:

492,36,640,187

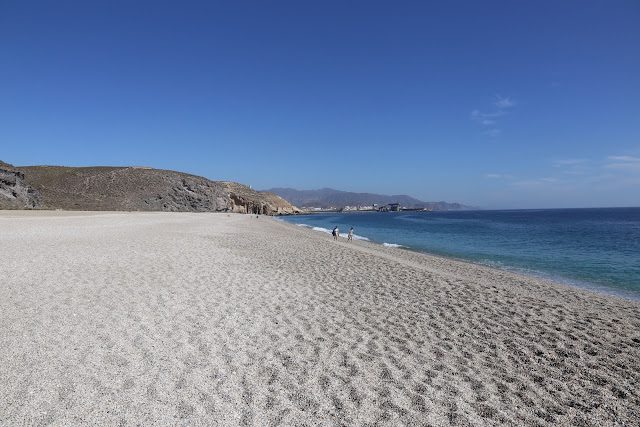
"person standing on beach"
332,226,339,240
348,227,354,242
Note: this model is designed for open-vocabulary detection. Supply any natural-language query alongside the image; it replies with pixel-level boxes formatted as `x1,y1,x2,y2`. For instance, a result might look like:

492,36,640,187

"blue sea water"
278,208,640,302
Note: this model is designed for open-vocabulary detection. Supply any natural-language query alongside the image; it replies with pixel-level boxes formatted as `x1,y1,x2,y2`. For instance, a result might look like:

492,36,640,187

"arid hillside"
0,161,300,215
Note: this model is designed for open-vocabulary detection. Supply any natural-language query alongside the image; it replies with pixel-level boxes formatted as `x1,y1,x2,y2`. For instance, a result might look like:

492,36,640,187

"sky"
1,1,639,209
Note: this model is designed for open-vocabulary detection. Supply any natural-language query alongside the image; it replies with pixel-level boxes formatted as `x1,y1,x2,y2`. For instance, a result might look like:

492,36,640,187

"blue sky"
1,1,639,209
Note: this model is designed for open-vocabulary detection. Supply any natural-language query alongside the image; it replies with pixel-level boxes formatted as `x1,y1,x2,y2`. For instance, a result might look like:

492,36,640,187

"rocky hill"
0,161,43,209
263,187,471,210
0,161,300,215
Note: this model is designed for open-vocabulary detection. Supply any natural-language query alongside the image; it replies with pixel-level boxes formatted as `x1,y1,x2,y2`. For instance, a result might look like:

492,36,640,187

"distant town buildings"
302,206,336,212
303,203,412,213
342,204,378,212
378,203,401,212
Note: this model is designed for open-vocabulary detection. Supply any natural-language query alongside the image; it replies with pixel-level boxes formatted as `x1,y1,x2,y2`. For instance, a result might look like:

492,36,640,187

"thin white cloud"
605,162,640,170
552,158,590,176
472,96,515,137
471,110,506,121
486,173,515,179
483,129,501,137
608,155,640,162
494,95,515,109
553,158,588,166
604,155,640,170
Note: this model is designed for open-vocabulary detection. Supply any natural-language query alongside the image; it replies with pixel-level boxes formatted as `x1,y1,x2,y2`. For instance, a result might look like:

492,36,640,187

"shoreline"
278,213,640,304
279,217,638,306
2,211,639,425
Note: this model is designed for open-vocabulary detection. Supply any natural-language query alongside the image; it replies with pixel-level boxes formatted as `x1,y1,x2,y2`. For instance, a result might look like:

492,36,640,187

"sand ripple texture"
1,211,639,426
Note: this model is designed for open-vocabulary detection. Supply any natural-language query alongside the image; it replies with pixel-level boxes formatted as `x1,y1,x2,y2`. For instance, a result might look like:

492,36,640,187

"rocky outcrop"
0,161,301,215
0,161,43,209
220,181,301,215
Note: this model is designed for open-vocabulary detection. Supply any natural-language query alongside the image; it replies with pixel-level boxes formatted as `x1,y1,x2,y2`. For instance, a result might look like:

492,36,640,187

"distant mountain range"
262,187,472,211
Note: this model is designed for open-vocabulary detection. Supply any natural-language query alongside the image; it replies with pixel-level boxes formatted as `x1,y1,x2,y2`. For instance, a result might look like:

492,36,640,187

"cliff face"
220,181,301,215
0,162,300,215
0,161,43,209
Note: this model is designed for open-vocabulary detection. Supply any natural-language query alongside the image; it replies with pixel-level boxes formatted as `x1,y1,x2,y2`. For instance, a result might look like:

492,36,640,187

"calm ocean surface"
278,208,640,302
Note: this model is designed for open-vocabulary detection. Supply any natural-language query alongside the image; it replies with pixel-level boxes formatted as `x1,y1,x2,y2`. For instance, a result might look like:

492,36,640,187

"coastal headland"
0,161,301,215
1,211,638,425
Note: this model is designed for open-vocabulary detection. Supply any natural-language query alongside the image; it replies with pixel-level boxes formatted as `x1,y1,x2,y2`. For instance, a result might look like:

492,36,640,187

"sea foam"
383,243,404,248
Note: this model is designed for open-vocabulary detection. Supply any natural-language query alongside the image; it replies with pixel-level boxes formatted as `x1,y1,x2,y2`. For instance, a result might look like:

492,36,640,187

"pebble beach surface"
1,211,639,425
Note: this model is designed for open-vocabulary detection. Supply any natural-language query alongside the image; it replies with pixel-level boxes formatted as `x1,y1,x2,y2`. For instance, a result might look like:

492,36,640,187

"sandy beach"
1,211,638,425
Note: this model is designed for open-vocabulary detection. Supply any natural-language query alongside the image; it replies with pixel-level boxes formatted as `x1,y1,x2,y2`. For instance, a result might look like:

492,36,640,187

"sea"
277,208,640,302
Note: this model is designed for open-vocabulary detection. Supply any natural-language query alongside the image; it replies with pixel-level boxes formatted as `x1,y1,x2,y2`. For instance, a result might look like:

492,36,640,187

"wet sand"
1,211,639,425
